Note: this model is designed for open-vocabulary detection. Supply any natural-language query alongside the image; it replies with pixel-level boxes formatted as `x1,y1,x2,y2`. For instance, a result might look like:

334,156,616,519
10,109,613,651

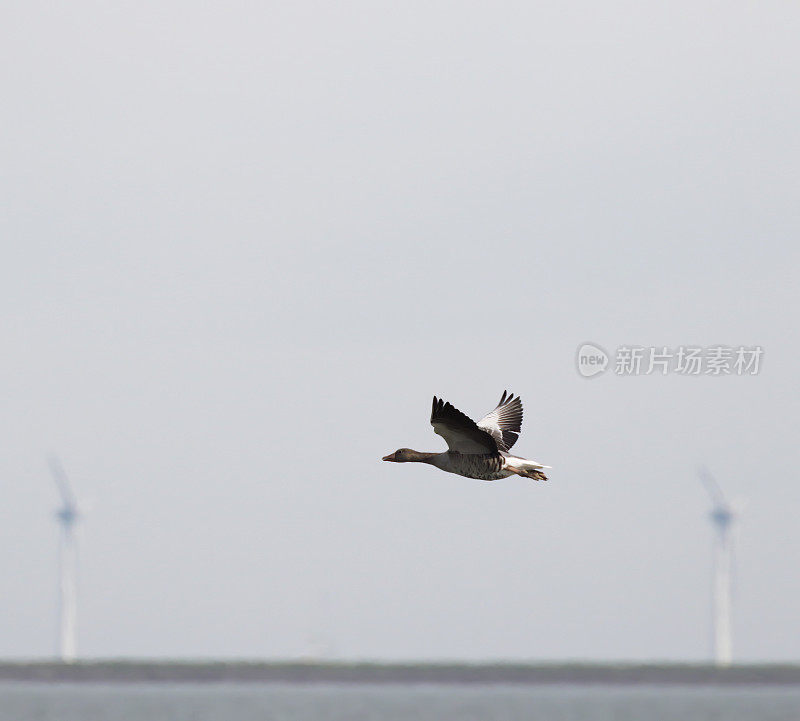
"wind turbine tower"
48,454,81,663
698,466,739,667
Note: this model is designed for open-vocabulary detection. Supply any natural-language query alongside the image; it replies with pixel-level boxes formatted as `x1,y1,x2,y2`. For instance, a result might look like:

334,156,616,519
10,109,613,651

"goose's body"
430,451,513,480
383,392,549,482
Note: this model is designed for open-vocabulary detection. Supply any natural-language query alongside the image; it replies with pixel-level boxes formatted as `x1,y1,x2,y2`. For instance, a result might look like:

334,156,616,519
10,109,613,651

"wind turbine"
48,454,81,663
698,465,739,667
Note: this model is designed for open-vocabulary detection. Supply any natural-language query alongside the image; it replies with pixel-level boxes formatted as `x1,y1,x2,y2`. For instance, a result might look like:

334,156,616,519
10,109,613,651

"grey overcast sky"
1,0,799,662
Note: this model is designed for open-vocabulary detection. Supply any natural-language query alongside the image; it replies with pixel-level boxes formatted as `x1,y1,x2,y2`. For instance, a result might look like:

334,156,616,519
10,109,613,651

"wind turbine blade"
698,465,728,507
47,454,77,509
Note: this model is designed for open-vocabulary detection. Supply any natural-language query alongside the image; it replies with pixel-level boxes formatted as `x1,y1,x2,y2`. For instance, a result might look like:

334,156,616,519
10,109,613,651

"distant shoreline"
1,662,800,686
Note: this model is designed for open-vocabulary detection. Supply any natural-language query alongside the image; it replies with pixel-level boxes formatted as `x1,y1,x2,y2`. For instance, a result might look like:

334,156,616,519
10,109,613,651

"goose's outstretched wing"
477,391,523,451
430,396,498,455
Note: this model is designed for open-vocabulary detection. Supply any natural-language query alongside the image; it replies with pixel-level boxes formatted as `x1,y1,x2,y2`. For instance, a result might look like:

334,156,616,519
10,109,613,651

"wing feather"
430,396,498,455
477,391,523,451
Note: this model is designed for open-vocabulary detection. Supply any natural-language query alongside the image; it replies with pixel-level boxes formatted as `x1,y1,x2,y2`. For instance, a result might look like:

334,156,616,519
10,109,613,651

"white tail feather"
503,456,550,481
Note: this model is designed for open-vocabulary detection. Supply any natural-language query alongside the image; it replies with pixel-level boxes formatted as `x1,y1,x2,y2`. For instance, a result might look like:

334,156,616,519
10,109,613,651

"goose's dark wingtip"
431,395,443,422
497,390,520,408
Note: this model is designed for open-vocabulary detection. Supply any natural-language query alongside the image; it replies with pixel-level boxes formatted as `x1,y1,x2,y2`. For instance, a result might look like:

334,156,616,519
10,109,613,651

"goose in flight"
383,392,549,481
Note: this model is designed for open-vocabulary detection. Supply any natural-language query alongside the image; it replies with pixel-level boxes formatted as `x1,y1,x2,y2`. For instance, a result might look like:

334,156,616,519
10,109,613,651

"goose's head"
382,448,434,463
382,448,412,462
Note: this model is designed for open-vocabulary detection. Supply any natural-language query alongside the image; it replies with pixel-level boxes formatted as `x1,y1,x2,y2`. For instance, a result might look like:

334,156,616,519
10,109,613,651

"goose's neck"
405,450,438,464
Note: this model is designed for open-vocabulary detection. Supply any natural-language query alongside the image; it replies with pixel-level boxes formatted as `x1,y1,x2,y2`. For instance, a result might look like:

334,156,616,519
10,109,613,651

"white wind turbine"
698,465,741,667
48,454,81,663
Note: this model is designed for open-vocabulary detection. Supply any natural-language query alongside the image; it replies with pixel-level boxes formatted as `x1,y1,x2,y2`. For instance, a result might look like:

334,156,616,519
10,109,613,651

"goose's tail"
503,455,550,481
